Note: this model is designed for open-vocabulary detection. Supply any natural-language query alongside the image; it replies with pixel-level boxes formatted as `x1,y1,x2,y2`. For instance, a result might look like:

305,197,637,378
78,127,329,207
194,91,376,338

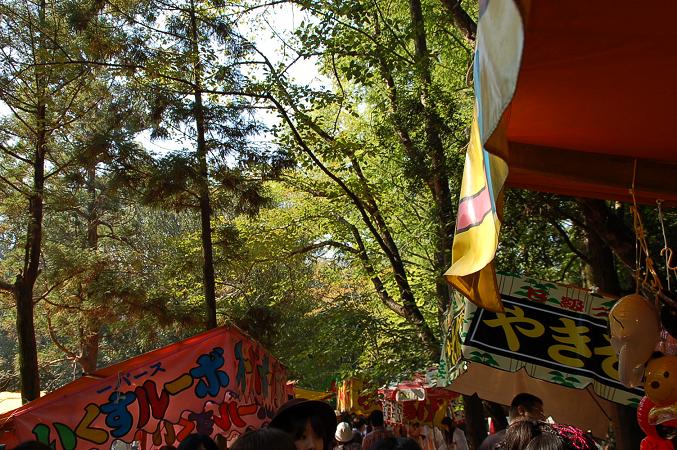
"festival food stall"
443,2,677,448
439,274,639,438
0,326,287,450
380,374,459,428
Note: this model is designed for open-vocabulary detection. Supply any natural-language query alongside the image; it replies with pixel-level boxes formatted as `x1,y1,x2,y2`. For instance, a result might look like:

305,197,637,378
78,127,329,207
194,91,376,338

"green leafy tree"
0,0,102,401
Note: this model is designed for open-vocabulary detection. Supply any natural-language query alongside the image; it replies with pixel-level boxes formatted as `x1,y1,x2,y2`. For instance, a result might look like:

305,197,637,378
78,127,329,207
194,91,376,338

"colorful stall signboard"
0,326,287,450
380,377,458,426
439,274,643,406
336,379,380,415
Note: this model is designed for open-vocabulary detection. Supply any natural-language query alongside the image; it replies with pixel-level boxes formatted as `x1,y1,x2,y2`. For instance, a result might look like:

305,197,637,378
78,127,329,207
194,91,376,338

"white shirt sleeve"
454,428,469,450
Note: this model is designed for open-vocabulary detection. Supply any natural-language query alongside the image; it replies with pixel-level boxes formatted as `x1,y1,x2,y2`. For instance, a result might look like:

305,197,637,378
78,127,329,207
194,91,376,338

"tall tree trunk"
79,166,100,374
17,82,46,403
408,0,456,326
584,210,642,450
189,1,217,329
16,0,48,402
409,0,486,439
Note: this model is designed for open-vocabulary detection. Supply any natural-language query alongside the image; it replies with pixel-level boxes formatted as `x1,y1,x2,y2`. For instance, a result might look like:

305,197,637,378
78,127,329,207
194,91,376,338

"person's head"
406,422,422,438
501,420,595,450
509,393,544,422
368,410,385,427
440,416,456,443
502,420,550,450
524,432,566,450
176,434,219,450
335,422,354,444
12,441,52,450
270,398,336,450
231,428,296,450
372,437,422,450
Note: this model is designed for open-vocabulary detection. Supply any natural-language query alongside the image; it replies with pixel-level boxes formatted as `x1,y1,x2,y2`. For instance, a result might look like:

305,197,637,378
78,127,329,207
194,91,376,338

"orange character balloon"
645,356,677,406
609,294,661,387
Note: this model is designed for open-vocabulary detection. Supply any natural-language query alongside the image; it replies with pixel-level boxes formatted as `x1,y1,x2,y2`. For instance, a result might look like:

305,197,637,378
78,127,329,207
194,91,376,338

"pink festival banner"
0,326,287,450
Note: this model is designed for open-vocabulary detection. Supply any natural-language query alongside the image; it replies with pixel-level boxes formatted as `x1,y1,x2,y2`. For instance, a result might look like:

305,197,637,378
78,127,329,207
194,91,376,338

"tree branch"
47,314,78,360
549,219,590,264
0,279,15,293
439,0,477,42
338,218,408,318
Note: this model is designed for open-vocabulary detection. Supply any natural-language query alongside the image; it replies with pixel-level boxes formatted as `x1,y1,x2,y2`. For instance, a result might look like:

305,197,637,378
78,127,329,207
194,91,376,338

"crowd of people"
5,392,598,450
236,392,595,450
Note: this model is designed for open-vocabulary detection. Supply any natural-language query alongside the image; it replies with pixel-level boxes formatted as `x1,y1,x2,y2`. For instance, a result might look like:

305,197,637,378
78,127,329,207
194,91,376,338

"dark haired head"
440,416,456,443
176,434,219,450
509,393,544,421
500,420,595,450
502,420,549,450
231,428,296,450
269,399,336,450
12,441,52,450
524,433,566,450
369,410,385,427
373,437,422,450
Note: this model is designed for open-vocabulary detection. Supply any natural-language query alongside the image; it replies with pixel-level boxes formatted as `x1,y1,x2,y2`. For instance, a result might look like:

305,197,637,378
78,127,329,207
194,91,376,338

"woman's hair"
176,434,219,450
524,433,566,450
373,437,422,450
231,428,296,450
500,421,595,450
280,414,329,449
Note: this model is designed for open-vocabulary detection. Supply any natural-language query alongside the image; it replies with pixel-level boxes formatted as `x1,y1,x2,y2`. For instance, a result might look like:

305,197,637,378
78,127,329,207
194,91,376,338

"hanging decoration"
607,167,677,438
609,294,661,387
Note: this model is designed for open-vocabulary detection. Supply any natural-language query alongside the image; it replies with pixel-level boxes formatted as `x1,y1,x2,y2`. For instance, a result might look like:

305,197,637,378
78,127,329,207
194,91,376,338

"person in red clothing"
362,411,394,450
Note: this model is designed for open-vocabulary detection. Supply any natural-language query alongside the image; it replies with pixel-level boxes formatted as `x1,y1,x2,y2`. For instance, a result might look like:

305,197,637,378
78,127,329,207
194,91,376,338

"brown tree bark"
439,0,477,42
14,0,48,400
577,198,635,270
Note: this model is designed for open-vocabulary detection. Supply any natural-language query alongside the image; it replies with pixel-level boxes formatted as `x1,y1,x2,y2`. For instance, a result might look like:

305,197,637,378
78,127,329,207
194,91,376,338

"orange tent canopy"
446,0,677,311
489,1,677,204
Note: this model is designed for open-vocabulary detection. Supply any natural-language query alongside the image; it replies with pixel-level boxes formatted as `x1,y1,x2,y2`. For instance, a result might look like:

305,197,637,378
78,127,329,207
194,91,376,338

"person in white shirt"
439,417,468,450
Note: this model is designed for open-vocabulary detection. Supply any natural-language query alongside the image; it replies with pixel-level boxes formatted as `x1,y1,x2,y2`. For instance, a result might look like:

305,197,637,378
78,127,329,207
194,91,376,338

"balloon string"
629,160,663,299
586,387,612,422
632,160,640,294
657,199,671,291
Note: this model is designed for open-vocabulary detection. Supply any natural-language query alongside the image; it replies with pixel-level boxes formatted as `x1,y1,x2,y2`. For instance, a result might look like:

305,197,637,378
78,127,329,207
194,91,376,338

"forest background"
0,0,675,448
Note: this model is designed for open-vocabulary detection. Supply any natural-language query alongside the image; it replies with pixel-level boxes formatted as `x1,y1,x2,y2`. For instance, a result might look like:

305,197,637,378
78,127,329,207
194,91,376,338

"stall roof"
495,1,677,204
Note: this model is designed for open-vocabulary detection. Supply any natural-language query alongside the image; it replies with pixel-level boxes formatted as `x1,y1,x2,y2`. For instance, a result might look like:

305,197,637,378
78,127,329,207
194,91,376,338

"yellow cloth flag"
445,109,508,312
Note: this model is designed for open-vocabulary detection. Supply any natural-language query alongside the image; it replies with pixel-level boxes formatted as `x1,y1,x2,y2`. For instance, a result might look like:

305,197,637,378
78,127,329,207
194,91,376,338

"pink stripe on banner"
456,187,492,232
